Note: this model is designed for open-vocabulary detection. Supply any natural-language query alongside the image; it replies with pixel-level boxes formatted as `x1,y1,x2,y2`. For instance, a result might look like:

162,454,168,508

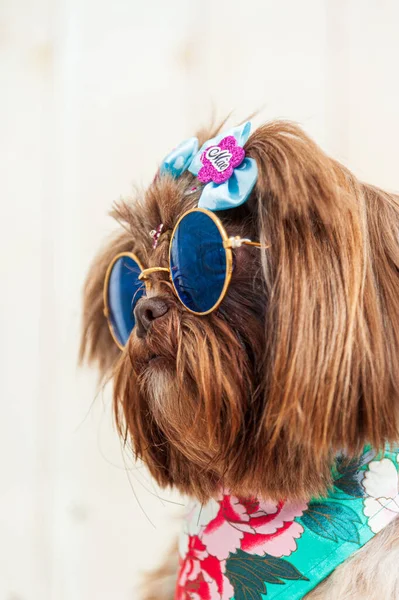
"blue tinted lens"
170,211,227,313
107,255,144,346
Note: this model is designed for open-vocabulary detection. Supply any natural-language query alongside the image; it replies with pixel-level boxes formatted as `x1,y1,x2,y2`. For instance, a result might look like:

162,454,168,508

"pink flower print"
177,494,307,598
192,495,306,562
201,495,255,560
176,535,234,600
198,136,245,184
240,498,307,557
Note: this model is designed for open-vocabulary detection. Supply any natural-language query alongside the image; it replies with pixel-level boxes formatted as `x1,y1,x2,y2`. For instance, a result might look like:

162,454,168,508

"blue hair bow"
159,122,258,211
159,137,199,178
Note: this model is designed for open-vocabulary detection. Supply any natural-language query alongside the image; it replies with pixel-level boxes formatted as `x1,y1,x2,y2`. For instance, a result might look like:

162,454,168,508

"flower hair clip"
159,122,258,212
184,186,199,196
150,223,164,249
197,135,245,185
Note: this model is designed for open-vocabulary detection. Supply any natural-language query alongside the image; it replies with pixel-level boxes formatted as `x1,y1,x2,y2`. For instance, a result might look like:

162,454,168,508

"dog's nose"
134,297,169,338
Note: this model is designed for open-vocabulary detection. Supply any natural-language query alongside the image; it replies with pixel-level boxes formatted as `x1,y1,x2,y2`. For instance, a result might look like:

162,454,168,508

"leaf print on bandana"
225,549,308,600
334,449,377,498
300,502,362,543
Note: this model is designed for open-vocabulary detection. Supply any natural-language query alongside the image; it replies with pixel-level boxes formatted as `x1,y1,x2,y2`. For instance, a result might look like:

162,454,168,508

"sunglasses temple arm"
224,237,270,249
241,240,263,248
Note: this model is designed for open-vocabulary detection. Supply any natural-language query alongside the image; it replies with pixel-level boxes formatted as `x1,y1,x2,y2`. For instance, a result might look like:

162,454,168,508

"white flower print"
363,454,399,533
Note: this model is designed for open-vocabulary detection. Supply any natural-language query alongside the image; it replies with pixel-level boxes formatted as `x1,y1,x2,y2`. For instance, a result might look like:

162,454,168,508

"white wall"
1,1,398,599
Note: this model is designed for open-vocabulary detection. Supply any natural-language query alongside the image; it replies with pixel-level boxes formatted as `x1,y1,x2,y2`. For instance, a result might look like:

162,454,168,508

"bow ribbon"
159,122,258,211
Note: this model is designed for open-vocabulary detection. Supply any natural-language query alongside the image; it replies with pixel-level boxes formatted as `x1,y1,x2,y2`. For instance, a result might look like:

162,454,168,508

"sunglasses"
103,208,266,349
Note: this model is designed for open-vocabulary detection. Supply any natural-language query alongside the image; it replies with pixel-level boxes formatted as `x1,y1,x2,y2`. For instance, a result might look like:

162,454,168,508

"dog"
80,120,399,599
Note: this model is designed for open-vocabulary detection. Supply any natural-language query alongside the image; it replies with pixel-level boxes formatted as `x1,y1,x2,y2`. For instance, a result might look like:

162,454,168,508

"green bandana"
176,446,399,600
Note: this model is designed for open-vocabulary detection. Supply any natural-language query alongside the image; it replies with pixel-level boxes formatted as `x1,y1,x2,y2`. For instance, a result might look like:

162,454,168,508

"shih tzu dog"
80,120,399,600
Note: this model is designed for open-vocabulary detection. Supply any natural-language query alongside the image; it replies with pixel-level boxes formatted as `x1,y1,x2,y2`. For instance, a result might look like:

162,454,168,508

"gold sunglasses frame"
103,251,145,350
103,208,264,347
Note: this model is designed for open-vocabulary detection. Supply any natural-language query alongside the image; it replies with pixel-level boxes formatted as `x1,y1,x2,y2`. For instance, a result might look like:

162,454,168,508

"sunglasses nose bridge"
138,266,171,292
139,266,171,280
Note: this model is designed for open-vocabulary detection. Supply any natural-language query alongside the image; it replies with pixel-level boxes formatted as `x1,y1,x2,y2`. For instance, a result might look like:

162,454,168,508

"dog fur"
80,121,399,599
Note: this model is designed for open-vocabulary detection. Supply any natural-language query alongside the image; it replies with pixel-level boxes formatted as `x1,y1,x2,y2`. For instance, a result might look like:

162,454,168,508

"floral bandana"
160,122,258,212
175,446,399,600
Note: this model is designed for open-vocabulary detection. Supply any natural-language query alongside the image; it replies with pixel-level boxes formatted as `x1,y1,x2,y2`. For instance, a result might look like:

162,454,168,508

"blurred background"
1,1,399,599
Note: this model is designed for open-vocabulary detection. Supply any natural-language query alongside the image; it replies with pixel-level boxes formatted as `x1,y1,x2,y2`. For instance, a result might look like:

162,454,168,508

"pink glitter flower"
198,135,245,185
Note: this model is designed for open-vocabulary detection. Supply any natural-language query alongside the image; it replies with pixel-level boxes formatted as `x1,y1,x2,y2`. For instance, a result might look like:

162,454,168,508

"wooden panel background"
1,1,398,598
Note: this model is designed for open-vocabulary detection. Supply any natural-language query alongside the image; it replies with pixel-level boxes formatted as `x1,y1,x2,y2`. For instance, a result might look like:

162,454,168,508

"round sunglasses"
103,208,265,349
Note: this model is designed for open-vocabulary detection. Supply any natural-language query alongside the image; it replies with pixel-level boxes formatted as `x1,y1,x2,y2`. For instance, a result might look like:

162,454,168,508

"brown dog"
80,121,399,599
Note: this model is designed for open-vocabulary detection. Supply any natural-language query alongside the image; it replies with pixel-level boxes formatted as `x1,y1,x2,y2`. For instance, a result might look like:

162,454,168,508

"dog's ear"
79,230,133,377
246,122,399,462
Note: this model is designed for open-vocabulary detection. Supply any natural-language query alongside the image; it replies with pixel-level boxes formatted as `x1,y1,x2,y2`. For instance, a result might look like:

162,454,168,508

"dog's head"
81,121,399,501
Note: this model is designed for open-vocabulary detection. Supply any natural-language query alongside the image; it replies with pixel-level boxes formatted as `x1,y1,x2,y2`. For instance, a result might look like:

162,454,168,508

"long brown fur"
80,120,399,594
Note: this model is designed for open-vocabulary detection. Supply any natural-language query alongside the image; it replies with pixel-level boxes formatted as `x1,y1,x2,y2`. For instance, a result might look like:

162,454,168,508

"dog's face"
81,121,399,502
